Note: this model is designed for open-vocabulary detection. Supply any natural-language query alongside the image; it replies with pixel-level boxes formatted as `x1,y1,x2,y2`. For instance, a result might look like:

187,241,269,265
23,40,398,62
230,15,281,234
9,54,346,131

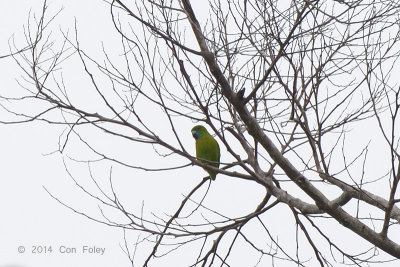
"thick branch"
181,0,400,258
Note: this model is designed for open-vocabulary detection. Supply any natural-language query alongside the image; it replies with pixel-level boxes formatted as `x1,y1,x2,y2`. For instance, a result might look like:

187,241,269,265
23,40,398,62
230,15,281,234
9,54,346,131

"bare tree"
4,0,400,266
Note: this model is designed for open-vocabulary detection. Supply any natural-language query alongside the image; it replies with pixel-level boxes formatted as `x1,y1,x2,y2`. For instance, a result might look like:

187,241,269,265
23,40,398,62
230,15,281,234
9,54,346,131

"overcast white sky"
0,1,137,266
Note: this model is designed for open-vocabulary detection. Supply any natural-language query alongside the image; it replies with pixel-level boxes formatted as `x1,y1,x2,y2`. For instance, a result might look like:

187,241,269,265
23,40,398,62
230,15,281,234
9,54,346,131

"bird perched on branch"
191,125,220,180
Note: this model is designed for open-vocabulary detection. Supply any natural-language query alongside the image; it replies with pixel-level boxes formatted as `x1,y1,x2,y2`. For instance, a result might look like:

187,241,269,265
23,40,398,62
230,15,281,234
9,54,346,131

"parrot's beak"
191,130,198,139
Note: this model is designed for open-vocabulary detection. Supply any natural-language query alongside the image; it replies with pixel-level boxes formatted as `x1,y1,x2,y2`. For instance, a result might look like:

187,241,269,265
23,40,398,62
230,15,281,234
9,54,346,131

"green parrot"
191,125,221,180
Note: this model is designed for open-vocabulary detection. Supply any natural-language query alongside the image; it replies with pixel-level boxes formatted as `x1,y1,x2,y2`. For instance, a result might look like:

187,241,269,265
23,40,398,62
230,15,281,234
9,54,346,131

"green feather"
191,125,220,180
